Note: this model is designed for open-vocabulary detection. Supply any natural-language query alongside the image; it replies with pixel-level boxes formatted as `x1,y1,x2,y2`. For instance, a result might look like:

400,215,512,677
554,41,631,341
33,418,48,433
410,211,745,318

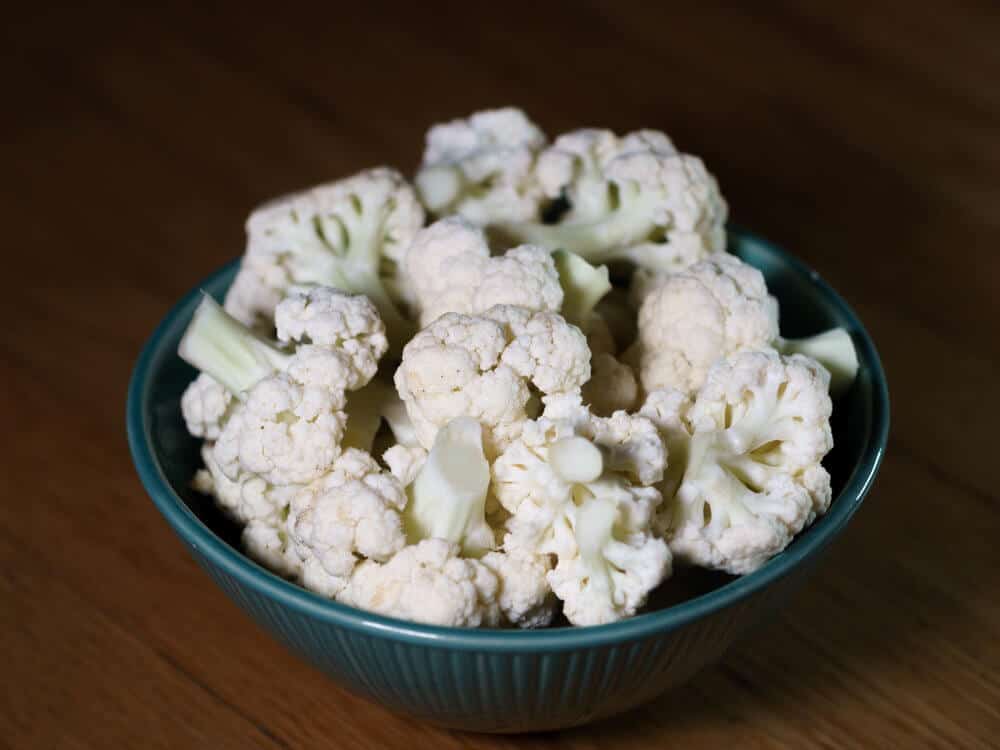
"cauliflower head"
646,351,834,575
415,107,547,224
223,168,423,345
181,373,234,440
480,550,557,629
637,253,779,394
498,128,727,273
492,400,670,625
404,217,563,326
287,449,408,598
394,305,591,456
339,539,502,627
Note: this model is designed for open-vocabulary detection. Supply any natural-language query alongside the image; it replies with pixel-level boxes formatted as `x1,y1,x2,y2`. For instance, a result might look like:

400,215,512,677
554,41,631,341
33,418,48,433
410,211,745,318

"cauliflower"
180,373,234,440
242,519,303,579
493,400,670,625
497,128,727,272
480,550,557,628
404,217,563,326
643,351,834,575
223,168,424,346
636,253,779,394
339,539,502,627
179,288,388,522
403,417,496,557
547,485,672,627
394,305,591,456
415,107,547,224
286,449,408,598
636,253,860,396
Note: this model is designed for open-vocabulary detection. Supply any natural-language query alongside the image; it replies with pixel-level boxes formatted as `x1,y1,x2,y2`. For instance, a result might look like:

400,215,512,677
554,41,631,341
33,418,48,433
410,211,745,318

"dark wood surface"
3,2,999,747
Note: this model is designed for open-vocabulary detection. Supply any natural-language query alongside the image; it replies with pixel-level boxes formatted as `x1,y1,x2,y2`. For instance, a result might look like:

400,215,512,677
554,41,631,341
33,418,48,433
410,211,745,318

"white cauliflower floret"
242,519,303,579
340,539,502,628
214,376,347,487
499,128,727,272
480,550,557,629
637,253,779,394
648,351,834,575
223,168,423,344
274,286,389,390
179,289,391,523
547,486,672,626
181,373,234,440
404,217,563,326
394,305,590,456
287,449,408,598
492,403,670,625
415,107,547,224
193,443,298,525
541,393,666,485
583,352,639,417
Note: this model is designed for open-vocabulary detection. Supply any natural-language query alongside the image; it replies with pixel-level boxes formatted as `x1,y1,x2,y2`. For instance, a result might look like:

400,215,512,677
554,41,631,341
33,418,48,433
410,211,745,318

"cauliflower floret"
498,128,726,272
339,539,502,627
242,519,303,579
647,351,834,575
394,305,590,456
287,449,408,598
480,550,557,629
180,288,391,522
274,286,389,390
583,352,639,417
492,403,670,625
193,442,298,525
547,487,671,626
223,168,423,344
404,217,563,326
637,253,779,394
415,108,547,224
541,392,666,485
181,373,234,440
214,376,347,487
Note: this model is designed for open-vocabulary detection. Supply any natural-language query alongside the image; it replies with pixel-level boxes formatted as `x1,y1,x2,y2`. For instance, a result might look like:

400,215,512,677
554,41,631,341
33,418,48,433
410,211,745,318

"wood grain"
3,2,998,747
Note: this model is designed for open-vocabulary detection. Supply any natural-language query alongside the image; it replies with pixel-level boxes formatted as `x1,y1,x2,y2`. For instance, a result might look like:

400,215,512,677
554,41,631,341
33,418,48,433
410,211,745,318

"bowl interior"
129,228,888,641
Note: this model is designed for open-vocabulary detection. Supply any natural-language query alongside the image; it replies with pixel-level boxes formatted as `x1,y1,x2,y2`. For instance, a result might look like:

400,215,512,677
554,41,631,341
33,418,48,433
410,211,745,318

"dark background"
3,3,998,747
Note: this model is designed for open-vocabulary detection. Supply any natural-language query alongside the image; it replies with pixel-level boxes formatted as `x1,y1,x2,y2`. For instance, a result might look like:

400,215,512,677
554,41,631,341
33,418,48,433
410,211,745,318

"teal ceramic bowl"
127,228,888,733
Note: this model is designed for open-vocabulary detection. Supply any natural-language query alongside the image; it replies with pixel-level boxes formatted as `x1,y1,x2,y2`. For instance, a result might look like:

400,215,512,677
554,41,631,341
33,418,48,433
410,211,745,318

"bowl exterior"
190,543,810,732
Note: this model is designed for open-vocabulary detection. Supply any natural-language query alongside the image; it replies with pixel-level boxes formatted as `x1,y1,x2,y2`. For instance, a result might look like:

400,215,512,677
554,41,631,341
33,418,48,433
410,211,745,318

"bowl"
127,228,889,733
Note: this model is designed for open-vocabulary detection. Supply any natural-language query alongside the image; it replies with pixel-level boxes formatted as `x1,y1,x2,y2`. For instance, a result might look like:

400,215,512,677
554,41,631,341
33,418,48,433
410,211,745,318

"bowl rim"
127,227,889,651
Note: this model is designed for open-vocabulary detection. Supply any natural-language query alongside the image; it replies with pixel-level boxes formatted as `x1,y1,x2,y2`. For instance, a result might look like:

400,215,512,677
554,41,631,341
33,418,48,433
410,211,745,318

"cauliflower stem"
778,328,858,395
179,293,290,395
404,417,495,557
552,249,612,326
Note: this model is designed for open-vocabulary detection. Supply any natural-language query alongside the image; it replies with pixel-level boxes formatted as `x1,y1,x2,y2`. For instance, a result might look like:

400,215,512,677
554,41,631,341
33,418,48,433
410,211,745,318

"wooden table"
4,2,998,747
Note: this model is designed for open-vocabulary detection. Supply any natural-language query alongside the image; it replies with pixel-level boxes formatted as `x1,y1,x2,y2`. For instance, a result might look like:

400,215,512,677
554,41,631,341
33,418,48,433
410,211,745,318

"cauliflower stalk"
403,417,495,557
